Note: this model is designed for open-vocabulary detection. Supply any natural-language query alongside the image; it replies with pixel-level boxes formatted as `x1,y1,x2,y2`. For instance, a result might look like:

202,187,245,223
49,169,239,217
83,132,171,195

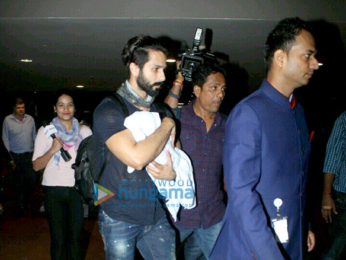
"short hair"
53,88,74,105
192,63,226,89
121,35,167,77
264,17,312,70
13,97,25,107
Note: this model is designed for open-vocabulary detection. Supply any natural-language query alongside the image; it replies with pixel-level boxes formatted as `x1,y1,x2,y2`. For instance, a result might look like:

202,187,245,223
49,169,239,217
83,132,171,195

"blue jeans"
322,191,346,260
177,221,223,260
98,210,175,260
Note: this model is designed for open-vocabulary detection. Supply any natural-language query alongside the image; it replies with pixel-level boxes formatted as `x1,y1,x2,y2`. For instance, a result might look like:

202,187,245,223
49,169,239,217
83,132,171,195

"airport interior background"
1,0,346,259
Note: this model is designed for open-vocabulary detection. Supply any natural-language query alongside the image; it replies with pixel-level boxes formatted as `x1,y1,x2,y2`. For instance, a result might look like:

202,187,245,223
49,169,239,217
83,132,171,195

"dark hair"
264,17,312,70
13,97,25,107
53,88,74,105
192,64,226,88
121,35,167,77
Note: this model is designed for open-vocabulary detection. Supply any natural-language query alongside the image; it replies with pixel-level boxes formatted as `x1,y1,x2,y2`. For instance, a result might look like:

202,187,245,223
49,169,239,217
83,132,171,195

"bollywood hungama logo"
119,178,194,202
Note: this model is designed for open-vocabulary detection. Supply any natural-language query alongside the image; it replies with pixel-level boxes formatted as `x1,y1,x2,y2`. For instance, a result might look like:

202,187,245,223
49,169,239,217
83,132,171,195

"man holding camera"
93,35,176,260
165,63,227,259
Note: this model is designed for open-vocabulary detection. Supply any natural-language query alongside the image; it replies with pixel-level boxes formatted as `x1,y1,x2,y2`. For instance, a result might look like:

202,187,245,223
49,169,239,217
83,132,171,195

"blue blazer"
210,80,311,260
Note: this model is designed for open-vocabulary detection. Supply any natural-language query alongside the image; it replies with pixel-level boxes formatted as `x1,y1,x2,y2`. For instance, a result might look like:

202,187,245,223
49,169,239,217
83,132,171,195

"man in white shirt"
2,97,36,212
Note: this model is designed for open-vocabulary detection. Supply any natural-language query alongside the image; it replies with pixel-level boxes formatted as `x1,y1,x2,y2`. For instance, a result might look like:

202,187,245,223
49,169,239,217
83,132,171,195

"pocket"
99,210,124,227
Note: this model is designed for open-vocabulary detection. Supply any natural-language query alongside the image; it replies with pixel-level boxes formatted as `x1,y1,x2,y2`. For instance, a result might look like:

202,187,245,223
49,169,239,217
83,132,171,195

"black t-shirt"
93,96,170,225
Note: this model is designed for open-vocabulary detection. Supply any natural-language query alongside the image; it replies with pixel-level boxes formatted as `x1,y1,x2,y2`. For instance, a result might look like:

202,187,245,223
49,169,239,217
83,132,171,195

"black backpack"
72,93,168,205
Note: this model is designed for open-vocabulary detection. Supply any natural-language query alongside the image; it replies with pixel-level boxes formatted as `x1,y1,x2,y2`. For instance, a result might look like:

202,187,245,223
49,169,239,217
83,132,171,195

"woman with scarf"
33,89,92,260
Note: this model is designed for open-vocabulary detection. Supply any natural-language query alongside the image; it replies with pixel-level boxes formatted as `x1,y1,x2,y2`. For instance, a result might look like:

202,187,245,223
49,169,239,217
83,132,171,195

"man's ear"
194,85,201,98
129,62,140,78
273,49,286,68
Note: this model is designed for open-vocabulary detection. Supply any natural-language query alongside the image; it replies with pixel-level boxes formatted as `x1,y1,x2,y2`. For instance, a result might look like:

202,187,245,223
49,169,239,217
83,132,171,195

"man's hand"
10,160,16,170
164,60,184,109
322,194,337,223
307,230,315,252
146,150,176,180
176,60,184,83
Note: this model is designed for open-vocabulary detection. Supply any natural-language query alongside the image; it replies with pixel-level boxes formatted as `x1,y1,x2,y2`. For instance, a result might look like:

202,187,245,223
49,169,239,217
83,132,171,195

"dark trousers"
11,152,36,207
322,191,346,260
43,186,84,260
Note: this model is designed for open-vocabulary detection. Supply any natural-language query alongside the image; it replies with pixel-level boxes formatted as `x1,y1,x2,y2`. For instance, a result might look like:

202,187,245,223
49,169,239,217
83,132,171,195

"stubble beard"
137,70,162,97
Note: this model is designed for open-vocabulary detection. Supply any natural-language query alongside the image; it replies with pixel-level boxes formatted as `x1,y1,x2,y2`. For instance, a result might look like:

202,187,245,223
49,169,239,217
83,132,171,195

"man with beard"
93,35,176,260
165,64,227,259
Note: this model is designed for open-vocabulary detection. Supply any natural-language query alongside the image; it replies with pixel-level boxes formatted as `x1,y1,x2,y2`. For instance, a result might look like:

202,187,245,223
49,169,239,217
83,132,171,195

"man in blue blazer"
210,17,319,260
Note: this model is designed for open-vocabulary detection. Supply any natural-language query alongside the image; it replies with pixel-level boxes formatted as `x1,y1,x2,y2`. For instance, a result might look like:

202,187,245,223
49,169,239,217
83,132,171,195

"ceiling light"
76,85,84,88
20,59,33,63
166,59,176,63
318,63,323,66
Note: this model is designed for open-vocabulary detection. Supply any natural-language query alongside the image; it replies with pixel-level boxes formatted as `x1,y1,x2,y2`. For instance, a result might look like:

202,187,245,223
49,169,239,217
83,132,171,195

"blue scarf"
51,117,83,168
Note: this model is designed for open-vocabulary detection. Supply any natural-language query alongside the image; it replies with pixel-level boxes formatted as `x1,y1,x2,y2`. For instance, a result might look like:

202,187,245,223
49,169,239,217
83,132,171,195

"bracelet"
169,90,181,99
173,83,183,92
174,80,183,86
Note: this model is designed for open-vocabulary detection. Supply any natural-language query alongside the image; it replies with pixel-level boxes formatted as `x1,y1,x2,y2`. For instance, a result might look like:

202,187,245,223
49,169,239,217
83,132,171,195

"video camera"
178,28,217,81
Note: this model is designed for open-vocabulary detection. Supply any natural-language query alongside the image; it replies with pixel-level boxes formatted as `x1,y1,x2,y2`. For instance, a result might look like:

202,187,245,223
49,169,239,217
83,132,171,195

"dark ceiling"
0,0,345,93
0,18,276,92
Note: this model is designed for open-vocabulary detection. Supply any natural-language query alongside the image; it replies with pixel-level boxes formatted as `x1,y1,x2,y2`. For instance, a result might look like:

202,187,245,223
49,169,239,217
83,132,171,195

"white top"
33,125,92,187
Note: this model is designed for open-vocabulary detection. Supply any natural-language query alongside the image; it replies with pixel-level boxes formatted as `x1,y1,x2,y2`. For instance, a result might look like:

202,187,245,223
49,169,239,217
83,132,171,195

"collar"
289,93,296,109
186,101,224,126
261,79,296,109
10,113,27,121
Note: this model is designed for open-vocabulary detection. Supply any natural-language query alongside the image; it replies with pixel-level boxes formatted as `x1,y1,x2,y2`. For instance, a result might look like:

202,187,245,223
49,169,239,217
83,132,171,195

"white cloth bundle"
124,111,196,221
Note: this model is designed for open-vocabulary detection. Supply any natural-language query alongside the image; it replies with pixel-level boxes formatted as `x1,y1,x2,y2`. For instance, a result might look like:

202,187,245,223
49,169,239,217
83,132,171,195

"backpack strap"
96,152,110,183
108,92,129,118
153,101,170,119
96,93,129,183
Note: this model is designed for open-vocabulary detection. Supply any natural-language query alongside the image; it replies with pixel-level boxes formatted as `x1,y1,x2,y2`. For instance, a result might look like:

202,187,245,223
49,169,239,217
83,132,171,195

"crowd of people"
1,17,345,260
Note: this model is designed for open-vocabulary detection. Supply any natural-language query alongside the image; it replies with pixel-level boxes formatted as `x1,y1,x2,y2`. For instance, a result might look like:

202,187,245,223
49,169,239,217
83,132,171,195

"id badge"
271,217,289,243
